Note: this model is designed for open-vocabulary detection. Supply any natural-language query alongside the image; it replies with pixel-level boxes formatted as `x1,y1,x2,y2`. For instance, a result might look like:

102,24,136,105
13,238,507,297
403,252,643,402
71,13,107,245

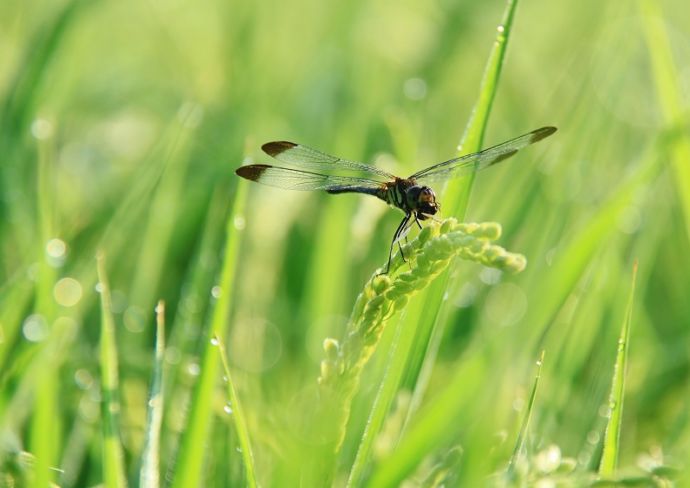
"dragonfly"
236,126,557,274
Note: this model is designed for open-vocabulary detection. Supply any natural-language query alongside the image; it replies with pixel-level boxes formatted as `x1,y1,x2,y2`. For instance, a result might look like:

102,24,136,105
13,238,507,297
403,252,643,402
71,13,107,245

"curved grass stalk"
318,218,526,457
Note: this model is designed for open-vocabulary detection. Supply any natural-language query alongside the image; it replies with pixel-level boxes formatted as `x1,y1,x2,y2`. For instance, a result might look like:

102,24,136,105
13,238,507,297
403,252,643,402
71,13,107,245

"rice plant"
0,0,687,486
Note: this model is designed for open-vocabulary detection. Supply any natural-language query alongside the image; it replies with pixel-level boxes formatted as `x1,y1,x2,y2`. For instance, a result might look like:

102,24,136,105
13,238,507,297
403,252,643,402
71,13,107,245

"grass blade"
170,180,248,488
97,253,127,488
599,261,638,477
139,300,166,488
215,334,258,488
506,350,545,479
444,0,519,217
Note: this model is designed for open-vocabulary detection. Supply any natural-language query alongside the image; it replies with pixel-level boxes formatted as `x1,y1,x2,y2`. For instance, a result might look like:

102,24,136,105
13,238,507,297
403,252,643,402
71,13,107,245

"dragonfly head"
407,185,439,219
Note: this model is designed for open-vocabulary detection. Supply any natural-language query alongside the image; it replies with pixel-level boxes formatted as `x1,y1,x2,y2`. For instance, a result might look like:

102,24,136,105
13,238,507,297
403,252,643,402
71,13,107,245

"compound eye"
419,189,434,203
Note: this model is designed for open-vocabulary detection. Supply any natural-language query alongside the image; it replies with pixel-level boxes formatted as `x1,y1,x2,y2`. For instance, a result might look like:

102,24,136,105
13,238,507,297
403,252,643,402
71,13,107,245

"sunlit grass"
0,0,687,486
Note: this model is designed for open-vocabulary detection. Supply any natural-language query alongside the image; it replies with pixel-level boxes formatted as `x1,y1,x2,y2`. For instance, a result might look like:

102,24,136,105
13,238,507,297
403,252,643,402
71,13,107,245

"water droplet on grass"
31,118,54,140
54,277,83,307
23,314,48,342
233,216,246,230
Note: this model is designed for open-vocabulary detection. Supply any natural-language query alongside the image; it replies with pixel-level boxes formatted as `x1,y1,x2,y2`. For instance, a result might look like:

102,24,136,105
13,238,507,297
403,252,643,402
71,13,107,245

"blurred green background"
1,0,689,485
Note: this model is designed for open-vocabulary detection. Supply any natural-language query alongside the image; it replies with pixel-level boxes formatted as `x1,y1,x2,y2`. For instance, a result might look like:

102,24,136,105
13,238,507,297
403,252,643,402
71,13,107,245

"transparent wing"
409,127,557,183
235,164,386,193
262,141,396,180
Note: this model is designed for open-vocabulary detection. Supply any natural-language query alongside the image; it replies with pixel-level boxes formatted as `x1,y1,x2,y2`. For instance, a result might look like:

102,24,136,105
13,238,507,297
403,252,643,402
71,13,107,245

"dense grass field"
1,0,689,486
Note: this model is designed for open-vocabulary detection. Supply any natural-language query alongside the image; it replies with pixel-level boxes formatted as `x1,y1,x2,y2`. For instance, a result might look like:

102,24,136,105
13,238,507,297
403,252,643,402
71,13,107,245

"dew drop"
74,369,94,389
210,337,219,346
211,286,221,299
587,431,600,444
54,277,83,307
31,118,54,140
23,314,48,342
187,362,200,376
403,77,427,100
46,238,67,259
233,216,246,230
224,403,233,414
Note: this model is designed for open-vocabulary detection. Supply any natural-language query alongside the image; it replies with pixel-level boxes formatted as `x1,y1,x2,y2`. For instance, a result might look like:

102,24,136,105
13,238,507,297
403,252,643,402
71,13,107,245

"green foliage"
318,219,525,458
599,262,638,477
0,0,688,486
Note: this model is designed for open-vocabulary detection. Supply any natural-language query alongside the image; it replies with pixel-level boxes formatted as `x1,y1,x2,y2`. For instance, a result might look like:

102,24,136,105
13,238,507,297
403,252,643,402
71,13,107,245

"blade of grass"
31,365,59,487
170,179,248,488
162,185,232,471
140,300,166,488
30,122,59,488
506,350,545,479
444,0,519,217
215,334,258,488
96,253,127,488
0,278,33,372
599,260,638,477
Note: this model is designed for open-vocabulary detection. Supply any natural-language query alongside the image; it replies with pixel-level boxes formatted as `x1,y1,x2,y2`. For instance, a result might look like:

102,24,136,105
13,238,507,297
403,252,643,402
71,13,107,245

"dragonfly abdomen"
325,186,383,197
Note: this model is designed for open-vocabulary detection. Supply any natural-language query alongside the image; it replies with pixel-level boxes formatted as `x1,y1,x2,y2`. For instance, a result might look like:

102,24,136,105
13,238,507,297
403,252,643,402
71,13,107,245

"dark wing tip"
492,149,519,165
262,141,297,157
235,164,270,181
530,126,558,143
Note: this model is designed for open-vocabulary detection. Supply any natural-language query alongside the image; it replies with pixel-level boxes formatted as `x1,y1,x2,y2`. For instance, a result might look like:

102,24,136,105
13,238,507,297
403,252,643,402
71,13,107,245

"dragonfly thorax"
405,185,439,219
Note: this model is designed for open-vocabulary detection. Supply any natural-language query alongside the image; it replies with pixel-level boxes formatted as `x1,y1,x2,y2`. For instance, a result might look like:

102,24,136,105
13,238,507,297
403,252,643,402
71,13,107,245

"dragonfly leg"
403,214,417,244
380,213,411,275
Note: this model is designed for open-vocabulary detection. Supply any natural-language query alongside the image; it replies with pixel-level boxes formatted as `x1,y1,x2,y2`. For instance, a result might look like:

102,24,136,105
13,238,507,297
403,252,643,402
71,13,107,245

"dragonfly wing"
262,141,396,179
410,126,557,183
235,164,386,193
